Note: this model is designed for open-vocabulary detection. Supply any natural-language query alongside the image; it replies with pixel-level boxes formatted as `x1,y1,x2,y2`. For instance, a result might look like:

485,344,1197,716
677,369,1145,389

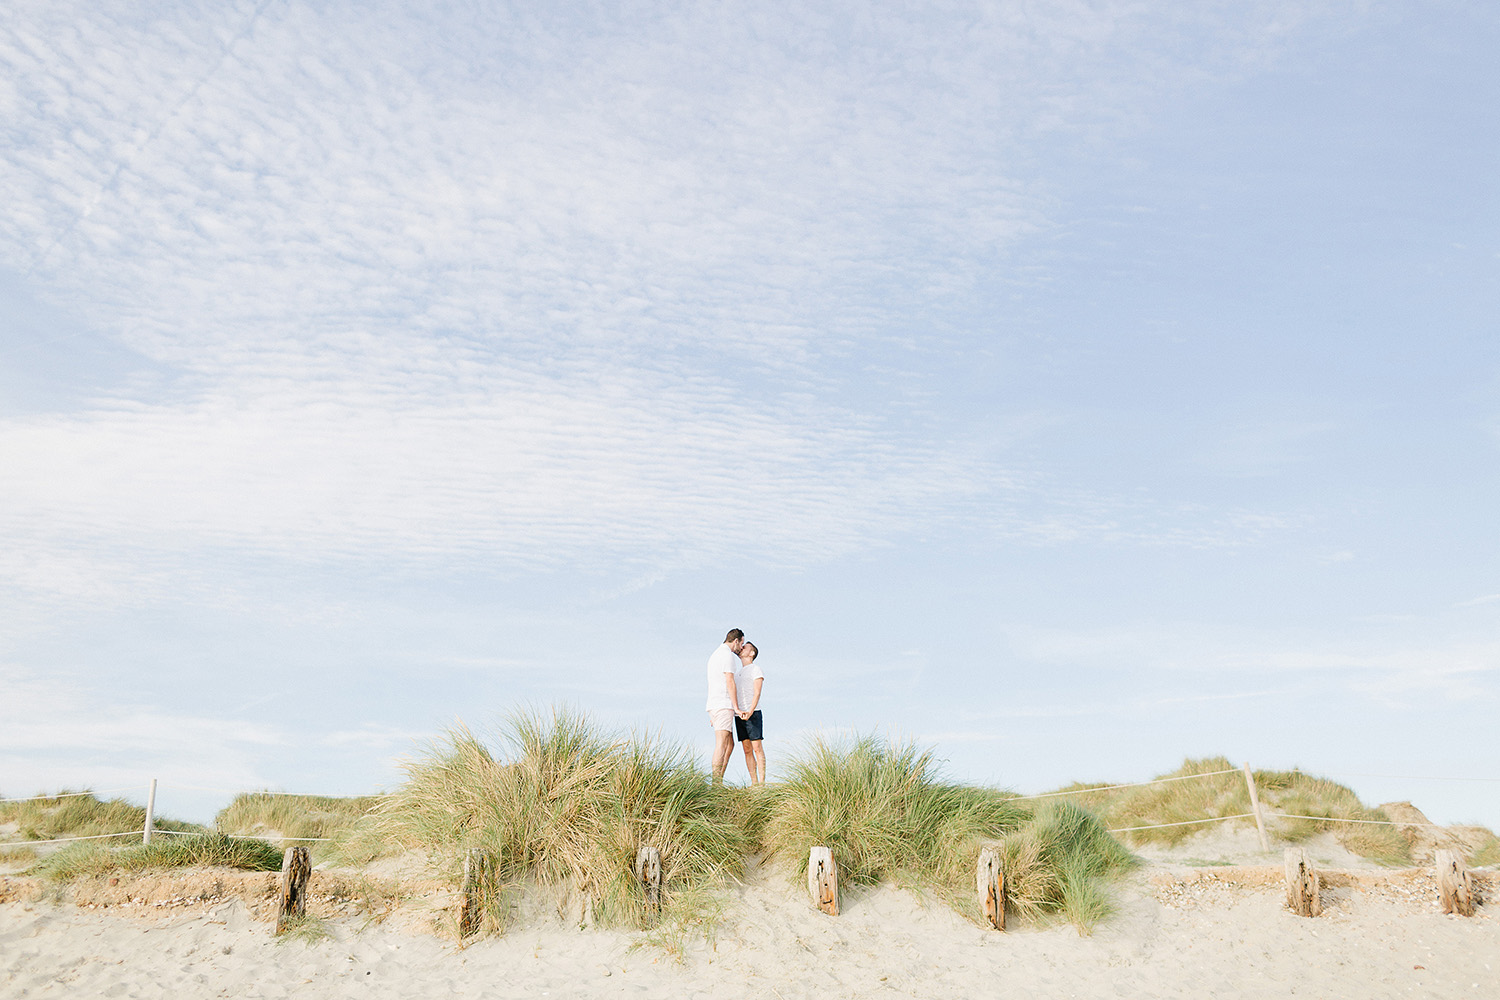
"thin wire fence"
1108,813,1257,834
1011,767,1242,802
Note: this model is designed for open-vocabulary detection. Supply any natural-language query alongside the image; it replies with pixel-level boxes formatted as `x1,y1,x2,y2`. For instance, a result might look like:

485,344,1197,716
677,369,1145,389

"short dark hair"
725,628,744,643
743,642,758,661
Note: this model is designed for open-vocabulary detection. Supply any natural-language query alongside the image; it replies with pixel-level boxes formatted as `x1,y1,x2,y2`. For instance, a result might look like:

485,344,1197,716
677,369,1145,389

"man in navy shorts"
733,642,765,785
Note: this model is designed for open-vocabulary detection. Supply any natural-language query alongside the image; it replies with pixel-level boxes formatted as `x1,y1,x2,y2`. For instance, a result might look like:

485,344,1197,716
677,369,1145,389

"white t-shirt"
705,643,739,711
734,659,763,714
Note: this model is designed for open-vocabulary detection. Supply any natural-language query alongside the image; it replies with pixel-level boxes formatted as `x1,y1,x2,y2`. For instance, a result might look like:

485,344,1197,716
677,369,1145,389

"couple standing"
705,628,765,784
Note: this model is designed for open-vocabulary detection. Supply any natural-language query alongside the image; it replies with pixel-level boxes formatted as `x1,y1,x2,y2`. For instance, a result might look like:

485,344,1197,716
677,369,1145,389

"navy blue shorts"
735,710,764,742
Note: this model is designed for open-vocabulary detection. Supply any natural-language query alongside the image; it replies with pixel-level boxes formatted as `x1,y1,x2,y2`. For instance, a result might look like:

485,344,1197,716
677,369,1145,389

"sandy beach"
3,834,1494,1000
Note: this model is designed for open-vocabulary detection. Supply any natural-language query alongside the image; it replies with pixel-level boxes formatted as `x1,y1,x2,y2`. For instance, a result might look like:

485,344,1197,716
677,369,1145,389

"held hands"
737,710,751,720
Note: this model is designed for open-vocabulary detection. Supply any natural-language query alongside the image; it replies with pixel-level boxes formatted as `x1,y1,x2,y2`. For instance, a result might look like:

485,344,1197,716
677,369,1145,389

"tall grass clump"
0,791,203,842
30,832,284,881
217,792,383,852
1055,756,1411,864
754,734,1134,933
1472,834,1500,868
1001,800,1136,933
335,708,745,934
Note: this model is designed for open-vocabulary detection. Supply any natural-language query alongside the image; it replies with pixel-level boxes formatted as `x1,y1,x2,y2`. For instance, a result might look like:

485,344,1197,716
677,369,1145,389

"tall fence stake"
808,846,839,916
1435,849,1475,917
635,846,662,915
459,848,490,938
976,846,1004,931
1283,847,1320,917
142,779,158,846
1242,762,1269,852
275,846,312,934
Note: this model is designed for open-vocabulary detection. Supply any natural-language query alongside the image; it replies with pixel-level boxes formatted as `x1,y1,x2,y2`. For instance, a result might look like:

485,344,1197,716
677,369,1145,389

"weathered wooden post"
275,846,311,933
459,848,490,938
142,779,158,846
808,846,839,916
976,846,1004,931
635,846,662,915
1435,849,1475,917
1283,847,1320,917
1242,762,1270,852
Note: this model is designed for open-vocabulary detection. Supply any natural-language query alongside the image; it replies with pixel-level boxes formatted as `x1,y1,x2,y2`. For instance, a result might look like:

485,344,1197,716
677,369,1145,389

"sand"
2,838,1495,1000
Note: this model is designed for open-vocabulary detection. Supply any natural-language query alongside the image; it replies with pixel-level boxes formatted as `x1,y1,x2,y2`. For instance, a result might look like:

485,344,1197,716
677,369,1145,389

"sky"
2,1,1497,831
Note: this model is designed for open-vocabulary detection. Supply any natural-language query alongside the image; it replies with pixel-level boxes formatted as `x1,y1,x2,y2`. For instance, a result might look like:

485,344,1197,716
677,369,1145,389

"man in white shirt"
734,642,765,785
706,628,747,783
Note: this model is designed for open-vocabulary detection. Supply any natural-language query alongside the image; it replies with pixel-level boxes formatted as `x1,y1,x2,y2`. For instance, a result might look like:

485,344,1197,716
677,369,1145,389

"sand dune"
3,843,1495,1000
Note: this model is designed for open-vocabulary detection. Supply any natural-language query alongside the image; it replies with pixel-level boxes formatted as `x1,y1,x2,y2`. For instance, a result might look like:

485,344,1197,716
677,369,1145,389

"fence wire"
1011,767,1241,801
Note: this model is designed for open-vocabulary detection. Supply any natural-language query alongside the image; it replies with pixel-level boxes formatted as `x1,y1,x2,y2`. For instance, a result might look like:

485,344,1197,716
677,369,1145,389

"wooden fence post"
275,846,311,933
1283,847,1320,917
1435,849,1475,917
459,848,490,938
635,846,662,915
976,846,1004,931
1242,762,1269,852
808,846,839,916
142,779,158,846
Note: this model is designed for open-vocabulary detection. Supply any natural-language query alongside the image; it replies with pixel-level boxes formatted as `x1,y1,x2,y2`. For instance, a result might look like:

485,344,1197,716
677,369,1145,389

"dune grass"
1048,756,1411,864
1472,834,1500,868
216,792,383,852
751,734,1136,933
29,832,284,881
333,709,746,935
0,791,203,843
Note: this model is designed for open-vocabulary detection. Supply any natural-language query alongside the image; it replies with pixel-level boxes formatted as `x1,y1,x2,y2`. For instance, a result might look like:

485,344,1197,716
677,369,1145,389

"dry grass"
28,832,285,881
0,845,38,864
332,708,745,936
0,791,203,843
1047,757,1411,865
216,792,383,855
751,734,1135,933
1472,834,1500,868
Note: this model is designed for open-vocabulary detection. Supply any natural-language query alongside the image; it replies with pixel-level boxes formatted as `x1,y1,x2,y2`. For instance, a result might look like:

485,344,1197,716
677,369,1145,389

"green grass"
29,832,284,881
1044,756,1412,865
333,708,746,935
276,913,334,944
0,791,203,842
1471,834,1500,868
216,792,383,854
751,734,1135,933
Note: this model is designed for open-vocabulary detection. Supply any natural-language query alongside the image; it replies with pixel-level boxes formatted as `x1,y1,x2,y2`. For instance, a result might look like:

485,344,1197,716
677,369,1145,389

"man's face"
729,638,745,654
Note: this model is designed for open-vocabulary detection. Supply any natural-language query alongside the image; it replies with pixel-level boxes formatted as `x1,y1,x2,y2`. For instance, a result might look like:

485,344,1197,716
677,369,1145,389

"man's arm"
724,672,741,717
747,676,763,713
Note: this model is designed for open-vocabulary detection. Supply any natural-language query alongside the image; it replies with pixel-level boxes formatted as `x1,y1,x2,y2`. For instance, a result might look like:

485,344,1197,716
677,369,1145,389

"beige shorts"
708,708,736,733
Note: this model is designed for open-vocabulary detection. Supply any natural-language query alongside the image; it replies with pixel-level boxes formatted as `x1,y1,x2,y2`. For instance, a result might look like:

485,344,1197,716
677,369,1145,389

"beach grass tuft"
29,832,285,881
1471,833,1500,868
1047,756,1412,864
753,733,1135,932
333,708,745,936
0,791,202,843
217,792,383,855
1000,799,1136,932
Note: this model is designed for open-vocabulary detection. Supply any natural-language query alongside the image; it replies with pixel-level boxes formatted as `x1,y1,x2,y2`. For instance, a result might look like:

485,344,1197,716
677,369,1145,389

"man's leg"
747,740,766,785
741,740,757,781
711,728,734,783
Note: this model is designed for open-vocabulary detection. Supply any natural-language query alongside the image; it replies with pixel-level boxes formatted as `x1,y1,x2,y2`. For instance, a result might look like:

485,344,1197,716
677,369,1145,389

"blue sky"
3,1,1497,830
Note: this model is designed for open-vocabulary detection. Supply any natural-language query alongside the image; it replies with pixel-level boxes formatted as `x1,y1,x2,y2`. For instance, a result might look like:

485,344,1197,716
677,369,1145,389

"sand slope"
2,857,1496,1000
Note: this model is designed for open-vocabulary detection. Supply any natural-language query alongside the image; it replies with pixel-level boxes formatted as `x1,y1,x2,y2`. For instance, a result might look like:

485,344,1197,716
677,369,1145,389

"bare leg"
711,729,734,783
741,741,757,782
747,740,766,785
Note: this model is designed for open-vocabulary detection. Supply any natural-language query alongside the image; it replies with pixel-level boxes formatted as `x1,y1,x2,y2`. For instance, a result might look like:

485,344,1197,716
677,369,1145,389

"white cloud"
0,1,1346,616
